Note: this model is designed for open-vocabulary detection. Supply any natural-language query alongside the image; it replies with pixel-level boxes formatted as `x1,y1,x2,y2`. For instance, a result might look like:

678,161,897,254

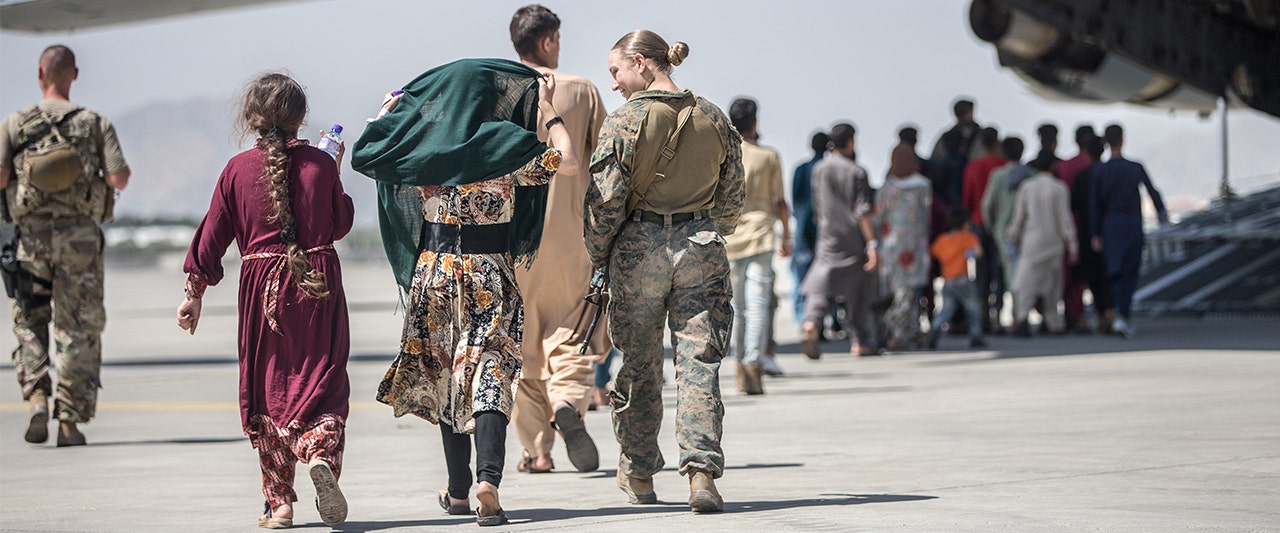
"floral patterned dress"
376,150,559,432
876,173,933,346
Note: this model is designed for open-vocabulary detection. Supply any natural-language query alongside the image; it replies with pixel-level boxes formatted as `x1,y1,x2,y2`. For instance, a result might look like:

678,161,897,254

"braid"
261,129,330,299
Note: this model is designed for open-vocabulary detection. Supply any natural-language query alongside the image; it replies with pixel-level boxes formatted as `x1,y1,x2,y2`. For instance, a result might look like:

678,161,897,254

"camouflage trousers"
607,216,731,479
10,217,105,423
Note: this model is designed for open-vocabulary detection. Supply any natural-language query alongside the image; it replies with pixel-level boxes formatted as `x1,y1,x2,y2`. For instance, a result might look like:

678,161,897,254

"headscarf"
888,142,921,178
351,58,550,292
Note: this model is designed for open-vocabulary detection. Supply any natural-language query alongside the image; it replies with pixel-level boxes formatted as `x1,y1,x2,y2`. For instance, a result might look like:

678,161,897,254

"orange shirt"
931,229,979,279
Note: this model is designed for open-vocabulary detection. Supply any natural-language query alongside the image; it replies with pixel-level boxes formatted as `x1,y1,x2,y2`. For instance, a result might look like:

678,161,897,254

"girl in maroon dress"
176,73,354,529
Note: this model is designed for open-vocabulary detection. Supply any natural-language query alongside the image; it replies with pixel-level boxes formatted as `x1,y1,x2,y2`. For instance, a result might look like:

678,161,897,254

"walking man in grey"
800,123,879,358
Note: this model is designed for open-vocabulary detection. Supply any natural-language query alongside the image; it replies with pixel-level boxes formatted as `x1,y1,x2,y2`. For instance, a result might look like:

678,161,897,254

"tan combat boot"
734,361,746,394
742,363,764,396
24,390,49,444
617,470,656,504
57,421,86,447
688,470,723,513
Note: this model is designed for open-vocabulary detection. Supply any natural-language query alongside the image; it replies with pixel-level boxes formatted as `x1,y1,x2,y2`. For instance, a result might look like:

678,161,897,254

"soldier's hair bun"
667,42,689,67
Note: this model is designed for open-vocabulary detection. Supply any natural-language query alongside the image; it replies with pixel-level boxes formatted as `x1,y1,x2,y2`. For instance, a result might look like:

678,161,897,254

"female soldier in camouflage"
584,30,745,514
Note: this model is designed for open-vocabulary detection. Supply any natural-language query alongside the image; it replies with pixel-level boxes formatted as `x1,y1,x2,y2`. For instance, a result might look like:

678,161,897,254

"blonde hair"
238,73,330,300
611,30,689,74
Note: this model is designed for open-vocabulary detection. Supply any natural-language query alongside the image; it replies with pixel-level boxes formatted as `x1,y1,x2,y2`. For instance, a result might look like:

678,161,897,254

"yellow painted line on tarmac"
0,401,387,412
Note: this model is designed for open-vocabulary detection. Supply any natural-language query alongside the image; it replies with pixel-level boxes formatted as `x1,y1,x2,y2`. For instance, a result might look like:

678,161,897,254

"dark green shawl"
351,58,550,292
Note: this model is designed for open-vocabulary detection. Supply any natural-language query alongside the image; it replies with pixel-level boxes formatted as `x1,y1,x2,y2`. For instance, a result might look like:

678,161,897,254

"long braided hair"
239,73,329,299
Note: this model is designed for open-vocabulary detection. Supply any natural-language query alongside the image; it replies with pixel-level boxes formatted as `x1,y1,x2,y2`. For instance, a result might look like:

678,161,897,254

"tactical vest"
5,105,114,223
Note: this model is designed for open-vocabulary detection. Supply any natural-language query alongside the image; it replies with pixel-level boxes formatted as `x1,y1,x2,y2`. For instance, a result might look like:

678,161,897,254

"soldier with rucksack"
0,44,130,446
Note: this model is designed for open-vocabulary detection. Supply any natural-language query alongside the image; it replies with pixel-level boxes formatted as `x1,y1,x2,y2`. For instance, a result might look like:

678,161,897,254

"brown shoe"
688,471,723,513
801,322,822,360
741,363,764,396
617,470,656,504
56,422,85,447
25,391,49,444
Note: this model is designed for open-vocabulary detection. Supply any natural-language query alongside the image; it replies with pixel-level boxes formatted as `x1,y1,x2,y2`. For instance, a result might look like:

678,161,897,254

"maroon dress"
184,141,354,435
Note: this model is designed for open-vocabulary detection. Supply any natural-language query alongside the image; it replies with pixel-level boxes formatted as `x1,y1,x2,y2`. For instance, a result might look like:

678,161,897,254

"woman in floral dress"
353,59,579,527
877,143,933,350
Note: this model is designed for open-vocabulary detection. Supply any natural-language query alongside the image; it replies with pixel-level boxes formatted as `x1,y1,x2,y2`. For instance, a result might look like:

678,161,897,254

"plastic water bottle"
317,124,343,159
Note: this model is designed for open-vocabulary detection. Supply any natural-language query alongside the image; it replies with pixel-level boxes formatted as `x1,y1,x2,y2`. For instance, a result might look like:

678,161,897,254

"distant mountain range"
110,98,380,226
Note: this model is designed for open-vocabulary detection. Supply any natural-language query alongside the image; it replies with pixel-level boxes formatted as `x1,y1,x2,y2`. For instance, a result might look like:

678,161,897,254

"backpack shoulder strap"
626,94,697,215
13,107,83,154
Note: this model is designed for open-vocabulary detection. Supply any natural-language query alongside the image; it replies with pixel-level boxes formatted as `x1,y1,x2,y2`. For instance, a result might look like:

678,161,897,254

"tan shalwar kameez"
511,70,612,458
1006,171,1077,330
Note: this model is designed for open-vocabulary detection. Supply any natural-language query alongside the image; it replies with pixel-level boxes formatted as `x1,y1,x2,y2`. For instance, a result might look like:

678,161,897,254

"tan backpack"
14,108,86,194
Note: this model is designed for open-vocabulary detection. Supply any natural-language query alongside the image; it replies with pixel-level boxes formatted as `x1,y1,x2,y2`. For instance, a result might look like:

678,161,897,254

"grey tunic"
800,152,873,297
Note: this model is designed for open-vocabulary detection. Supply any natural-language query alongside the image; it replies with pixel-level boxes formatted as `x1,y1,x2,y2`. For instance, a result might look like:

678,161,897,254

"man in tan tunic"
724,98,789,395
1006,154,1077,336
508,4,610,473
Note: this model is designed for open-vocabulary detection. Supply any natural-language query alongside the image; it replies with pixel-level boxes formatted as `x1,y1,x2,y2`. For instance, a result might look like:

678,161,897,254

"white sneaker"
760,355,784,377
1113,318,1134,339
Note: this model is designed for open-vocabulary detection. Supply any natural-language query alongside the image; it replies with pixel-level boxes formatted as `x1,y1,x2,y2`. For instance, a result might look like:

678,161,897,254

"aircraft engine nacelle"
970,0,1223,116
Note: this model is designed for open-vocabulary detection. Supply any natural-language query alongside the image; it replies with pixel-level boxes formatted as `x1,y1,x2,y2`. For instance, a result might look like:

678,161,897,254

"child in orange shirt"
928,207,987,349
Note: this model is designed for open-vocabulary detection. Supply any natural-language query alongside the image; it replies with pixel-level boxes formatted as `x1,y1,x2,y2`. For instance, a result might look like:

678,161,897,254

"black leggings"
440,411,507,501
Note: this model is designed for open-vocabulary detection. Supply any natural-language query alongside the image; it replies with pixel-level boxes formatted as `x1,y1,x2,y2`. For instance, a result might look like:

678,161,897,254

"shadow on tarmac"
32,436,248,447
470,493,936,526
773,317,1279,365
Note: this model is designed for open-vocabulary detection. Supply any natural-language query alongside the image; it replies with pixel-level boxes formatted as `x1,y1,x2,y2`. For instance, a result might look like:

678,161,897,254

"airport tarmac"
1,262,1277,532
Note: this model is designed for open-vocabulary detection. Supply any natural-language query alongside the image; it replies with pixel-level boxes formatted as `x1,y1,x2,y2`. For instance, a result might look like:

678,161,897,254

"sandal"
476,508,509,527
515,450,553,473
475,487,509,527
258,501,293,530
553,404,599,472
438,489,472,515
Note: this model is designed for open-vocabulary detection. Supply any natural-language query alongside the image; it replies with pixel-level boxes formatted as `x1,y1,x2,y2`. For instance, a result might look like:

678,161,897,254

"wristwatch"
545,116,564,130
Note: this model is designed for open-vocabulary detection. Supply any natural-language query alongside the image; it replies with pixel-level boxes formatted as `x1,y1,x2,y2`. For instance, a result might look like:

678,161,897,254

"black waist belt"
633,209,709,225
420,221,510,255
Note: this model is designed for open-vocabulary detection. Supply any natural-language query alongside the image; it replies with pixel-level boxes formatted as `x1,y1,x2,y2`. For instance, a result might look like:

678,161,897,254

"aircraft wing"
0,0,306,33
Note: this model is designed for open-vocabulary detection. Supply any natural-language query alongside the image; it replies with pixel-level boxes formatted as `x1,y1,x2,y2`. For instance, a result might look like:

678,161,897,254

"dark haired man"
982,136,1030,311
1056,125,1098,332
507,4,609,475
1,45,130,446
724,97,790,395
1090,124,1167,338
1007,154,1076,337
800,123,879,358
961,126,1006,334
930,98,982,204
789,130,827,336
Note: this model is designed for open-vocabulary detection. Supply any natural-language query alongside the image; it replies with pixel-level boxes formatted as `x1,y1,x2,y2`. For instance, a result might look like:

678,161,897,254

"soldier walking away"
507,4,611,476
585,30,744,513
0,45,130,447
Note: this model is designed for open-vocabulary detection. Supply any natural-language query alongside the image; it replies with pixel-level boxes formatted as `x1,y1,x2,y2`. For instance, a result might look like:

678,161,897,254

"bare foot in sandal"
475,481,509,526
516,450,553,473
258,502,293,529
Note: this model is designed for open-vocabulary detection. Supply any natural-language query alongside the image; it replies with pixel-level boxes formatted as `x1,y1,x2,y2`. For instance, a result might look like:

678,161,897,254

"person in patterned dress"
357,59,580,527
876,143,933,350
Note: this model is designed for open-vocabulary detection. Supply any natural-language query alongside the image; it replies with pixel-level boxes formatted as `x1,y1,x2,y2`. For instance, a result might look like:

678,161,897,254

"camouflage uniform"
584,89,745,480
1,100,125,423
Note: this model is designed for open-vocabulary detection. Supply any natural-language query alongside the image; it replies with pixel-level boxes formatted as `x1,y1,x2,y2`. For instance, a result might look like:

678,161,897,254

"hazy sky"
3,0,1278,217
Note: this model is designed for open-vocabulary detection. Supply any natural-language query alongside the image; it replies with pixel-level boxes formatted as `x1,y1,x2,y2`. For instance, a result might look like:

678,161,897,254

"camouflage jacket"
584,89,745,269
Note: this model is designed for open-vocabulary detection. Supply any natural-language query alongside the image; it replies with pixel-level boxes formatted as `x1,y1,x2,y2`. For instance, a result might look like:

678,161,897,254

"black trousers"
440,411,507,500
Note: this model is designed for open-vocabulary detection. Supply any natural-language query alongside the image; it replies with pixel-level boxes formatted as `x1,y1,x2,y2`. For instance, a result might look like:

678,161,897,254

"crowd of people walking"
788,98,1170,358
2,4,1170,529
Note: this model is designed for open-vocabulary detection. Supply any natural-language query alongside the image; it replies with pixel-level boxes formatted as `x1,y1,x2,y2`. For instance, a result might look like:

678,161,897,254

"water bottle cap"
330,124,343,134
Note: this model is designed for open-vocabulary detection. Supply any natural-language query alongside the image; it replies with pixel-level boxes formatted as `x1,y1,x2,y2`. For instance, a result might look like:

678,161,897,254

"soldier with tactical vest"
584,30,745,513
0,45,130,446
